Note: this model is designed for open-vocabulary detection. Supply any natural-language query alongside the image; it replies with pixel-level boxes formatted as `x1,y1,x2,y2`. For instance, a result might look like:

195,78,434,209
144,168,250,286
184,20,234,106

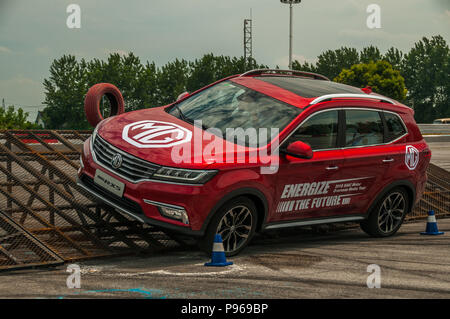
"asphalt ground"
0,218,448,299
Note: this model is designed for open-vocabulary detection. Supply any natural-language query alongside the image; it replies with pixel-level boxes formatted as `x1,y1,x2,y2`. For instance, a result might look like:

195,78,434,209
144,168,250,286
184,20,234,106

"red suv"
78,69,431,256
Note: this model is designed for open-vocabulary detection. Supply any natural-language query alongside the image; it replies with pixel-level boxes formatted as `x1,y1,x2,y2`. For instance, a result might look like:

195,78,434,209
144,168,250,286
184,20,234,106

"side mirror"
283,141,313,159
177,91,190,101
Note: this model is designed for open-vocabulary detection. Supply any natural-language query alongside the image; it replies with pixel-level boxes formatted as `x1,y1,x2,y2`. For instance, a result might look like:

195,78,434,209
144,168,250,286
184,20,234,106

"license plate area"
94,169,125,198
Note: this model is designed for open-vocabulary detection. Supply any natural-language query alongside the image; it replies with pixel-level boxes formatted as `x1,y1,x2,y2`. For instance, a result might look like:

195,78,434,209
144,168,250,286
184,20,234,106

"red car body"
78,70,430,252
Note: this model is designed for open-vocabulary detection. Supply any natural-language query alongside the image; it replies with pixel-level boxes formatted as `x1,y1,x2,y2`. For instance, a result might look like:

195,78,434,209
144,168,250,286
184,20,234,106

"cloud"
0,46,12,54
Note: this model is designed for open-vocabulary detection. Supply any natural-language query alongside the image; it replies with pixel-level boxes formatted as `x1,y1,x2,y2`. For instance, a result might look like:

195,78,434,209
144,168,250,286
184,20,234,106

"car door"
338,108,392,215
271,109,348,223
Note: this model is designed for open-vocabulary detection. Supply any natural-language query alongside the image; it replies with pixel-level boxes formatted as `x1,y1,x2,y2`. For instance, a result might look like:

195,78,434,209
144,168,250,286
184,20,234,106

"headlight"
152,167,218,184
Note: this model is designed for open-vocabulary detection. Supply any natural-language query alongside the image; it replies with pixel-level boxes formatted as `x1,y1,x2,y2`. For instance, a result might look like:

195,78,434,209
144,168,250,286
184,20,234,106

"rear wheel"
360,187,409,237
199,197,257,257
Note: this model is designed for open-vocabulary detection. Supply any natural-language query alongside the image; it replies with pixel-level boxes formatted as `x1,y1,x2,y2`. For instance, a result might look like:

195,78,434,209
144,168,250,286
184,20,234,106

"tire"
198,197,258,257
360,187,409,237
84,83,125,127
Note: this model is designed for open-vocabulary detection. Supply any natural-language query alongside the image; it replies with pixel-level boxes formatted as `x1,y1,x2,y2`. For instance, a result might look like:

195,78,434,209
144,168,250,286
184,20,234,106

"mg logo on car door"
405,145,419,170
122,120,192,148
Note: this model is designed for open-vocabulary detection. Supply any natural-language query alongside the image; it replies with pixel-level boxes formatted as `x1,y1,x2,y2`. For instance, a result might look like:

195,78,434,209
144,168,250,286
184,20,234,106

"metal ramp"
0,129,449,272
0,130,183,272
412,163,450,219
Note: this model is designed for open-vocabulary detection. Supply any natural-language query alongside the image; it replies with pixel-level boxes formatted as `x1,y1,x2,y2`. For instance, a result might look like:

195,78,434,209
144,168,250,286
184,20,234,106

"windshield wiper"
173,104,187,122
172,105,210,130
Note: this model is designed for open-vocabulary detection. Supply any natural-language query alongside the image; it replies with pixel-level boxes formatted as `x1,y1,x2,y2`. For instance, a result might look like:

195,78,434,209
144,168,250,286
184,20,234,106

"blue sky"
0,0,449,121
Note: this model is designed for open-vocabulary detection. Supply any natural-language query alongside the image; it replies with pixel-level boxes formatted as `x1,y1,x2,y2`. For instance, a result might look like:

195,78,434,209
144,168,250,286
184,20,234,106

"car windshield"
168,81,301,147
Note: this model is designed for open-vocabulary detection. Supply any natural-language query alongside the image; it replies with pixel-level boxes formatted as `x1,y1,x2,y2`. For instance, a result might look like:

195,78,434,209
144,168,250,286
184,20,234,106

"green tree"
334,60,407,102
42,55,89,129
314,47,360,80
157,58,189,105
360,45,382,63
383,47,404,71
401,35,450,123
186,54,266,92
0,106,39,129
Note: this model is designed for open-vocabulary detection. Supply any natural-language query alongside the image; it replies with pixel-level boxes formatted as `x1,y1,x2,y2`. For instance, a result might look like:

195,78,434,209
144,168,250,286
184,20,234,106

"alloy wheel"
378,192,406,233
216,205,253,254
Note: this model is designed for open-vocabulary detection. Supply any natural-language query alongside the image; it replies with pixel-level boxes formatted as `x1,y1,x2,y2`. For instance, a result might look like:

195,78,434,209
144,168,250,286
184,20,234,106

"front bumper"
77,174,203,236
78,137,222,237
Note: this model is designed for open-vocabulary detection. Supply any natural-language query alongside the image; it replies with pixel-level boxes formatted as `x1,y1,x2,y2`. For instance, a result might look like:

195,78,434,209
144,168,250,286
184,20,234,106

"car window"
345,110,383,147
170,81,302,147
286,110,338,150
384,112,406,142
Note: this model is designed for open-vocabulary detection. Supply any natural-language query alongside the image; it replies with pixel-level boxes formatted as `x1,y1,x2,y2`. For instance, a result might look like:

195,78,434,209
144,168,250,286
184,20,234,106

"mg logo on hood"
122,120,192,148
405,145,419,170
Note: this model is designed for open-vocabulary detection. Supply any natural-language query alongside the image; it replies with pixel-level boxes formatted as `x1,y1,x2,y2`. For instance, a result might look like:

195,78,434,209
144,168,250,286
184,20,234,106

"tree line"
294,35,449,123
3,34,447,129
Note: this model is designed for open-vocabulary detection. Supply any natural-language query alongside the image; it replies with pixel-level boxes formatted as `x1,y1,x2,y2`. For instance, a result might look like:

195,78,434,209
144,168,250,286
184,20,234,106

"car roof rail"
240,69,330,81
309,93,396,105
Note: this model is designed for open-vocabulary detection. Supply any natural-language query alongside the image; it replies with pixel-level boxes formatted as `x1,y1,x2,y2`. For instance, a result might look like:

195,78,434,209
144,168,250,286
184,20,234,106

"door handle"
382,158,394,163
326,166,339,170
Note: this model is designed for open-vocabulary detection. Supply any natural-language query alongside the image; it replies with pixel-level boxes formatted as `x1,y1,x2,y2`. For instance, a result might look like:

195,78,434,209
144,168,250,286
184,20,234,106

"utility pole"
280,0,301,70
243,9,253,70
2,98,5,111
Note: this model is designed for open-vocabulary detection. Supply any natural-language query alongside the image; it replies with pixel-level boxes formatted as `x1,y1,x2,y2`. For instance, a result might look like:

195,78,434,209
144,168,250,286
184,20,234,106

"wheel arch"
200,187,269,234
365,179,416,218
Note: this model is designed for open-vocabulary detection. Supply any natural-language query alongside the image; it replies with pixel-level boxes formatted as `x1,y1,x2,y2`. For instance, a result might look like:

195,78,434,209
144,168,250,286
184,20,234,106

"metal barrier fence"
0,129,449,272
418,124,450,135
0,130,185,272
411,163,450,219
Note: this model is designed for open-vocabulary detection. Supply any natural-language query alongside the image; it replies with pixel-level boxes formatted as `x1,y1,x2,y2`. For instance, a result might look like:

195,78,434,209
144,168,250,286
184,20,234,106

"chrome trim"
79,155,84,169
90,136,207,186
92,136,159,183
278,107,409,153
309,94,395,105
76,179,145,223
264,216,365,230
143,199,185,210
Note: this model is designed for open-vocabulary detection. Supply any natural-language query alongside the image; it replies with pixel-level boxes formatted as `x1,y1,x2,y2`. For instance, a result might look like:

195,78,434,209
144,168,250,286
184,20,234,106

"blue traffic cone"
204,234,233,267
420,210,444,235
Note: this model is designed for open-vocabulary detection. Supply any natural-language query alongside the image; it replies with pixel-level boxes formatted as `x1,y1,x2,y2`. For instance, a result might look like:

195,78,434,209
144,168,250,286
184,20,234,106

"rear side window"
383,112,407,142
345,110,384,147
287,110,338,150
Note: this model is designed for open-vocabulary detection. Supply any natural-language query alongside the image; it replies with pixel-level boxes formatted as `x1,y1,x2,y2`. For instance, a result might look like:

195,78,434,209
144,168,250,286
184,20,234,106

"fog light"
144,199,189,225
159,206,189,225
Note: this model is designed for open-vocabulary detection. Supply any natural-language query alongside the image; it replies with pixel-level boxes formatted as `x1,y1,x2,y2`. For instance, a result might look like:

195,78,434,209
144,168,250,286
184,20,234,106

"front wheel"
199,197,258,257
360,187,409,237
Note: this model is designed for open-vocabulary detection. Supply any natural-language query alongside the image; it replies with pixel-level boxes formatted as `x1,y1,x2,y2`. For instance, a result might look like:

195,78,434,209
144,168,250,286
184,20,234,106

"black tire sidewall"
361,187,409,237
199,197,258,257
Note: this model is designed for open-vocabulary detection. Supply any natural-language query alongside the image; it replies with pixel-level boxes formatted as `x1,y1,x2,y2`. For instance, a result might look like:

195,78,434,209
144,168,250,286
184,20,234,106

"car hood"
96,106,265,169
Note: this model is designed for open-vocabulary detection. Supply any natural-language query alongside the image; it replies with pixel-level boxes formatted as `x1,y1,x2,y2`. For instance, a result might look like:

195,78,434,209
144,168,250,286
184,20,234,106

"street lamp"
280,0,301,70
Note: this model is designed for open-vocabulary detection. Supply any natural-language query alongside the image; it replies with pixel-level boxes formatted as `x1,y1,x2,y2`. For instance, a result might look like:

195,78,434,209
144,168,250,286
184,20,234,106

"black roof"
257,76,363,98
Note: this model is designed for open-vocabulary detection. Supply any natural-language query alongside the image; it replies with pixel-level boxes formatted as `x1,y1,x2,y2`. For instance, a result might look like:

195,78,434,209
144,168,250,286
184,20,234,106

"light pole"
280,0,301,70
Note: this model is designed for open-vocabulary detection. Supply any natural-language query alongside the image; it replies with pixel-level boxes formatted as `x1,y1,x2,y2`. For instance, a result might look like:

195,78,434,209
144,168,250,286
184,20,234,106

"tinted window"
384,112,406,141
286,110,338,150
170,81,301,147
345,110,383,147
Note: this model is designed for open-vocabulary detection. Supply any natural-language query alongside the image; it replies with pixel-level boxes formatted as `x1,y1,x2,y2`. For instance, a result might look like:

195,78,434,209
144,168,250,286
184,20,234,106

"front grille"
80,174,143,215
93,135,160,182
